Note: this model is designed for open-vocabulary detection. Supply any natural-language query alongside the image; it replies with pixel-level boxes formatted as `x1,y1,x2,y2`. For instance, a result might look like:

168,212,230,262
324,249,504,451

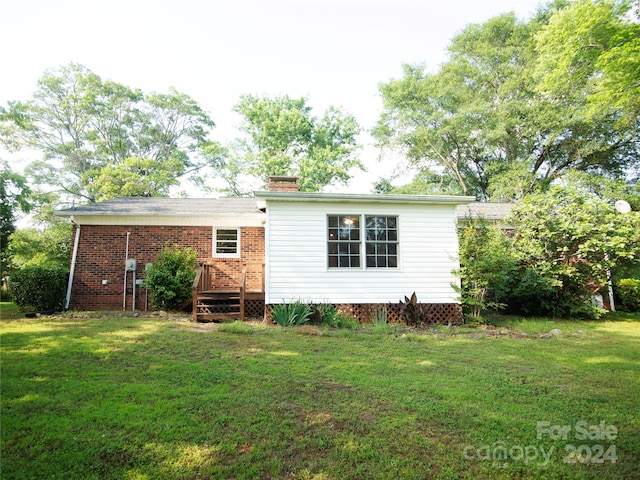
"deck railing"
192,262,258,321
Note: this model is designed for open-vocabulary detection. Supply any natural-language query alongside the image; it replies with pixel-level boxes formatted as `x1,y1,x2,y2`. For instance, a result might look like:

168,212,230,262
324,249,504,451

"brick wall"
69,224,265,311
203,228,265,292
267,176,299,192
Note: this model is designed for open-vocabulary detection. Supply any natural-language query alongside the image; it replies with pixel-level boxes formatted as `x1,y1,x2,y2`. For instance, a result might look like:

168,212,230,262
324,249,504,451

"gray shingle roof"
56,197,261,217
56,196,512,221
456,202,513,221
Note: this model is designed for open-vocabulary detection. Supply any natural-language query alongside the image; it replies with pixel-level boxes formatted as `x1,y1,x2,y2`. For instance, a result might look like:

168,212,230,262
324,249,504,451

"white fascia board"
63,213,265,227
254,191,476,206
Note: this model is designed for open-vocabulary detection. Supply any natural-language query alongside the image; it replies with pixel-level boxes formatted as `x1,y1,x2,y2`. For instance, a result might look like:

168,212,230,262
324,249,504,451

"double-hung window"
328,215,360,268
327,215,398,269
214,228,239,257
365,216,398,268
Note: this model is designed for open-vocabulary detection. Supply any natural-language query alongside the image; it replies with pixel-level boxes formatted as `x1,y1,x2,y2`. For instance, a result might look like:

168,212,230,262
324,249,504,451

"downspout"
65,217,81,311
123,232,130,310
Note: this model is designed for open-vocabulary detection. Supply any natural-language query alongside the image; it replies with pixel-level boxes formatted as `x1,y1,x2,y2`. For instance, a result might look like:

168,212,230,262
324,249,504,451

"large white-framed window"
327,215,398,269
214,228,240,257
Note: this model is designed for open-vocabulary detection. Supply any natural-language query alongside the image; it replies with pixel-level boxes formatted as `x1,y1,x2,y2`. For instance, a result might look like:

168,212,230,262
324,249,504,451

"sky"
1,0,544,193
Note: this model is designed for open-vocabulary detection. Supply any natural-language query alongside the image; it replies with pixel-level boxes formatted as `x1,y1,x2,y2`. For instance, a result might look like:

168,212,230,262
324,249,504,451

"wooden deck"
192,263,264,322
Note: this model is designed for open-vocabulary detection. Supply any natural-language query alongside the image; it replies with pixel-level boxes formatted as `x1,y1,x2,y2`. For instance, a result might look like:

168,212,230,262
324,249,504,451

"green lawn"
1,310,639,479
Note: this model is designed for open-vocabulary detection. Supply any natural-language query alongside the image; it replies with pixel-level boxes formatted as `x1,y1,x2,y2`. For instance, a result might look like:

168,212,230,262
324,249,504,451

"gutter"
254,191,476,206
65,217,81,311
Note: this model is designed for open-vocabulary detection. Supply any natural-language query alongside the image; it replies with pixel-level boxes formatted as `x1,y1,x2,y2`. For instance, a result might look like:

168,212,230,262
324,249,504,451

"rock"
539,329,562,339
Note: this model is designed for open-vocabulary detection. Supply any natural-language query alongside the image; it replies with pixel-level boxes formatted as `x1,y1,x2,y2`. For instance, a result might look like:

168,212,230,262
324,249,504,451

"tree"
1,161,31,275
375,13,541,199
88,156,183,201
2,63,218,205
374,2,639,200
505,180,640,317
216,95,363,193
7,221,72,270
535,0,640,130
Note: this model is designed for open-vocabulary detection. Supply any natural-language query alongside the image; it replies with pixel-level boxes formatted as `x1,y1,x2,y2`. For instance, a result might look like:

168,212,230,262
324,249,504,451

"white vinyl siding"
264,200,461,304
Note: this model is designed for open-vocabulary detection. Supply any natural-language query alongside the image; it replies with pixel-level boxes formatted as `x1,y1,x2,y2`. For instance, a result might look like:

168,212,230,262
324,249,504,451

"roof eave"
254,191,475,205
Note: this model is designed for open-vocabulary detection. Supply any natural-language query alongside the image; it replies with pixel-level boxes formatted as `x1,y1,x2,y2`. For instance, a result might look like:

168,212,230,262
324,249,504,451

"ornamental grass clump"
271,300,313,327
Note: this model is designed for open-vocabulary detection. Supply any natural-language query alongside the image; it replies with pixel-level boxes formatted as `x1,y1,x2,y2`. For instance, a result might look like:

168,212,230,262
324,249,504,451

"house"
56,176,477,324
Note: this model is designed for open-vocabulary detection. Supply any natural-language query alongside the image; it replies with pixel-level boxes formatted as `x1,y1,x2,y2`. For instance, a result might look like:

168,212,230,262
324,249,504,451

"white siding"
265,200,461,304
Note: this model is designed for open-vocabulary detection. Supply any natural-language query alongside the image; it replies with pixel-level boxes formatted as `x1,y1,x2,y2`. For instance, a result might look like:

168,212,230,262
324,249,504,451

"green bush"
9,265,68,311
617,279,640,312
145,245,198,311
271,301,313,327
456,221,514,321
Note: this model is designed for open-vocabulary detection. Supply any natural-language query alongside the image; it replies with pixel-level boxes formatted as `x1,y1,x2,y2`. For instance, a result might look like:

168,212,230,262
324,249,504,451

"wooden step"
197,312,241,321
198,291,240,300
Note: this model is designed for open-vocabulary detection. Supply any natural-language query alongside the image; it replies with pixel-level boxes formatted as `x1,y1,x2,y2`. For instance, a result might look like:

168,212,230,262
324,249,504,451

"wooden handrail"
192,264,204,321
192,264,204,292
239,266,247,321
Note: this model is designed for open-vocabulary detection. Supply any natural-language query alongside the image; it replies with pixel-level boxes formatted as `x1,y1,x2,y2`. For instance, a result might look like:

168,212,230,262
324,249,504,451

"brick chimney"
268,176,300,192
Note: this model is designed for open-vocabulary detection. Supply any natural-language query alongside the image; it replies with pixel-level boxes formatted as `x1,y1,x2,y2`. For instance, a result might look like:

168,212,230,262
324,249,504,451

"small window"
214,228,239,257
328,215,360,268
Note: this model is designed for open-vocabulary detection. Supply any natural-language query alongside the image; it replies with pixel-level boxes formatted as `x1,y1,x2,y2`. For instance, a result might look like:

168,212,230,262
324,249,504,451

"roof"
55,196,261,217
55,196,512,222
456,202,514,221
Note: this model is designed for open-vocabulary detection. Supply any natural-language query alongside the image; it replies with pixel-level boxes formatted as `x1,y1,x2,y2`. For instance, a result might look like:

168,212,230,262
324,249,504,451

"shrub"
617,279,640,312
9,265,68,311
456,220,514,321
399,292,430,327
271,300,313,327
145,245,198,311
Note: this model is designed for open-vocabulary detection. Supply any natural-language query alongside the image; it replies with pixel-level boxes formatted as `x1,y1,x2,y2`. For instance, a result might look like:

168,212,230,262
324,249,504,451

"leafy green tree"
375,13,540,199
506,181,640,317
535,0,640,129
218,95,363,193
375,170,468,195
7,221,72,270
1,161,31,275
2,63,218,205
88,157,183,201
375,2,639,200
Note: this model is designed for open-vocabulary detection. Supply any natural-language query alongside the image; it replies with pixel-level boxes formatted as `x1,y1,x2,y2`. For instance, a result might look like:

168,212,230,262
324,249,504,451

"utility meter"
125,258,137,272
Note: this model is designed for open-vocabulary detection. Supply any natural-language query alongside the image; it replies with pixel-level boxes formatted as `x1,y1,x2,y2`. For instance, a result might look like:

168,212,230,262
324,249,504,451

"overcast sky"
1,0,543,192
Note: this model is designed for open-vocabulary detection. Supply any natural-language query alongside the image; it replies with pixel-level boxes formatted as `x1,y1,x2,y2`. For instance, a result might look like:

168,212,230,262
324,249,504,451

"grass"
1,309,639,479
0,301,23,320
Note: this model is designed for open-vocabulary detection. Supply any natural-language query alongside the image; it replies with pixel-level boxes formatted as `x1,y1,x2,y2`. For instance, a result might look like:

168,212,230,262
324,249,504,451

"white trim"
213,227,240,258
256,191,475,206
326,214,401,271
64,214,264,227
